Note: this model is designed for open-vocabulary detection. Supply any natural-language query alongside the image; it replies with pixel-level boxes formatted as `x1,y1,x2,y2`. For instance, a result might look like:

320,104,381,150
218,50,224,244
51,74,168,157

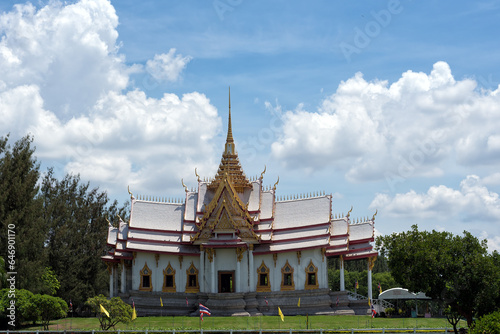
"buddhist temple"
102,90,378,316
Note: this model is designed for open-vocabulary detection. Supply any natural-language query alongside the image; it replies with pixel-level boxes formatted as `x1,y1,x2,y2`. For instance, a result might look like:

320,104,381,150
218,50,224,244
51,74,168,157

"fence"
0,329,458,334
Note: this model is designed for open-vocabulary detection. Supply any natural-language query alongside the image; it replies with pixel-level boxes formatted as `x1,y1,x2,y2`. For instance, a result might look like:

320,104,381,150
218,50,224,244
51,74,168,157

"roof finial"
227,86,234,143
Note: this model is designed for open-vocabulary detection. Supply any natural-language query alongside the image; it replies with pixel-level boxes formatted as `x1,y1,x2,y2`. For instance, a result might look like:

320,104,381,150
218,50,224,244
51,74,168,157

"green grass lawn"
26,315,468,331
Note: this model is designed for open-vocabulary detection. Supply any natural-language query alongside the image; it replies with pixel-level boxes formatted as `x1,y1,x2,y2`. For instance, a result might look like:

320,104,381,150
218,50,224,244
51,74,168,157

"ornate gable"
191,173,261,244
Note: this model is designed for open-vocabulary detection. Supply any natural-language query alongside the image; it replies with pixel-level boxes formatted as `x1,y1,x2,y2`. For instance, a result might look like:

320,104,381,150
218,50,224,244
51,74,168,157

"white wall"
132,252,199,292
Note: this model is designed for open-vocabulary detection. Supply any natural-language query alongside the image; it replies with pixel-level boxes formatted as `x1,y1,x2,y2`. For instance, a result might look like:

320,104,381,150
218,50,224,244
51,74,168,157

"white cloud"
0,0,136,119
271,61,500,182
370,175,500,251
0,0,215,197
483,172,500,186
370,174,500,231
145,49,192,83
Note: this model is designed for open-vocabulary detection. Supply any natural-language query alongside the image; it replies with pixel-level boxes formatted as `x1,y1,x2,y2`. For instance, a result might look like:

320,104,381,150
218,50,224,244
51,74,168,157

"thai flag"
265,297,269,305
199,304,211,315
336,297,339,306
371,304,377,318
199,303,211,321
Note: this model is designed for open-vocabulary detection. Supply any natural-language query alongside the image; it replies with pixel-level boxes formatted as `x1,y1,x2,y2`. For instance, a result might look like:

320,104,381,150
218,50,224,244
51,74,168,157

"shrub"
470,310,500,334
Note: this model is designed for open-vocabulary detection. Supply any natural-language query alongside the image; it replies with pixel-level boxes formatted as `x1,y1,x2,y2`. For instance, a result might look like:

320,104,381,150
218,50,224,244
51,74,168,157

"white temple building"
103,91,378,316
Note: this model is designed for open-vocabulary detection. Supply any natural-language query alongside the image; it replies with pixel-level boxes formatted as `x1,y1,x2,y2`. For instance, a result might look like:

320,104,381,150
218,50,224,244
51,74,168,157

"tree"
377,225,498,333
40,169,129,310
86,295,133,330
0,135,45,292
40,267,61,296
33,294,67,330
470,310,500,334
0,289,39,329
0,257,6,289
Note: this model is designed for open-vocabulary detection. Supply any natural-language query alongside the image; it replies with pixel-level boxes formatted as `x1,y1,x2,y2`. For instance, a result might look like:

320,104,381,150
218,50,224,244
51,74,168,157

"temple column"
114,264,119,294
367,256,376,302
236,257,241,293
321,248,327,289
248,245,254,291
208,248,216,293
339,255,345,291
120,260,126,293
199,246,205,293
108,263,114,298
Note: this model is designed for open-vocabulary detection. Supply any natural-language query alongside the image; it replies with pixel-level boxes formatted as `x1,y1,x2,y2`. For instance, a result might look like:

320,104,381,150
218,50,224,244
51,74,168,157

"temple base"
124,290,361,316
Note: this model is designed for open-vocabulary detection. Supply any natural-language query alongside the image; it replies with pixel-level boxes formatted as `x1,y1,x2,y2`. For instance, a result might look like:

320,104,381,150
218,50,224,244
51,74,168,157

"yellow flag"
368,298,371,307
100,304,110,317
278,307,284,322
160,297,163,307
297,298,300,307
131,306,137,320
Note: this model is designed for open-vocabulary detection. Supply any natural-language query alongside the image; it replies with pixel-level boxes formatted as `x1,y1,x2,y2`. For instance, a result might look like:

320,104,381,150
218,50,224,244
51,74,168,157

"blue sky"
1,0,500,250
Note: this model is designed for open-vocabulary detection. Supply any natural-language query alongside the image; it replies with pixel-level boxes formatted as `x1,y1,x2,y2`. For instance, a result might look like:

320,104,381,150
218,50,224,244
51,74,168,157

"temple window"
305,260,319,290
185,262,200,293
162,262,176,292
139,262,153,291
280,260,295,291
256,261,271,292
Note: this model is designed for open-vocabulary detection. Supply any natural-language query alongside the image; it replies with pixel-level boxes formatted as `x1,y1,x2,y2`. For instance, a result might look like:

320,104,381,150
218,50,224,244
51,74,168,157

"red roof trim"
125,247,199,257
258,221,330,234
272,233,330,244
326,243,348,250
330,233,349,239
349,237,375,244
348,246,373,253
325,249,350,257
129,226,197,235
344,251,378,261
128,237,183,246
253,244,327,255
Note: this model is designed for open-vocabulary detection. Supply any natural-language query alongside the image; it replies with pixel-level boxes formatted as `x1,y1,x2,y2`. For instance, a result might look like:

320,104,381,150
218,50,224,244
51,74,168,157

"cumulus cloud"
0,0,217,196
146,49,192,82
370,175,500,245
0,0,135,119
271,62,500,183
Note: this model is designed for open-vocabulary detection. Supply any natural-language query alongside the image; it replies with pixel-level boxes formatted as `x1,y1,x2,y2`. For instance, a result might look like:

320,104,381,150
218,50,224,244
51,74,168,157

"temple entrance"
218,271,235,293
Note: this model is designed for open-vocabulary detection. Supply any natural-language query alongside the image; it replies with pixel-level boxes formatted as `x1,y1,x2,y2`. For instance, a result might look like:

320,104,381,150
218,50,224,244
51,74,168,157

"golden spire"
208,88,252,193
227,86,234,144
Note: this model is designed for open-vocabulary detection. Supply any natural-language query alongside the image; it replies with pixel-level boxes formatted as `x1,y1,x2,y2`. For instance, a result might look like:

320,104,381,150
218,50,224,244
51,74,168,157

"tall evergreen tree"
0,135,45,292
40,169,128,309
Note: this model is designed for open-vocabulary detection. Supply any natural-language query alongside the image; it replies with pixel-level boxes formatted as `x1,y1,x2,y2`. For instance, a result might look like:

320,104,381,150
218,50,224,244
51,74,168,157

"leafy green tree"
0,135,45,292
40,168,129,310
33,294,68,330
0,289,39,328
377,225,497,333
40,267,61,296
86,294,133,330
